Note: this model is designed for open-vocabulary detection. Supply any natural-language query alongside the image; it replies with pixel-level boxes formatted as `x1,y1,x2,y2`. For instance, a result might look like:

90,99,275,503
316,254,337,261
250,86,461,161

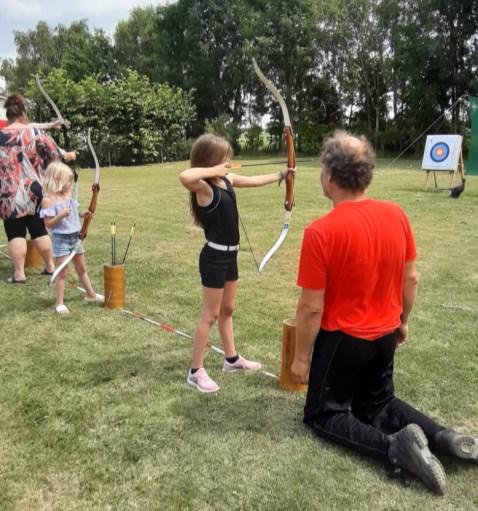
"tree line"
2,0,477,166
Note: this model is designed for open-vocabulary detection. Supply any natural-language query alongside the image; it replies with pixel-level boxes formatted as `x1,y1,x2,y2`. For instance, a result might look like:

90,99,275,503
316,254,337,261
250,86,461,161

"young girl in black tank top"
179,133,295,393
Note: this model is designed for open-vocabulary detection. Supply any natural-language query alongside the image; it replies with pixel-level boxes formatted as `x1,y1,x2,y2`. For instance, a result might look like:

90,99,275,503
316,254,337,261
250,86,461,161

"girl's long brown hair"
189,133,233,226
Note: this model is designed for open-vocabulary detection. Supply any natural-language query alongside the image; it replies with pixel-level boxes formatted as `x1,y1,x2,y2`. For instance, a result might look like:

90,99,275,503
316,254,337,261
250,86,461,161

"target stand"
422,135,464,191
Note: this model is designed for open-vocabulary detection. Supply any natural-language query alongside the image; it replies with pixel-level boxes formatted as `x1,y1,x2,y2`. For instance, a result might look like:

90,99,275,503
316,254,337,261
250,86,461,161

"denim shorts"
52,232,85,258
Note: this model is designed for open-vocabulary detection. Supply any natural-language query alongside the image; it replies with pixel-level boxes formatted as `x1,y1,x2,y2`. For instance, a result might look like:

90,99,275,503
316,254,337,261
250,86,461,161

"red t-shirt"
297,199,417,340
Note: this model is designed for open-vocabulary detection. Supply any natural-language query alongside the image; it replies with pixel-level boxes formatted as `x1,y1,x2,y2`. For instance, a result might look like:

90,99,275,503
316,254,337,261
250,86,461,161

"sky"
0,0,170,60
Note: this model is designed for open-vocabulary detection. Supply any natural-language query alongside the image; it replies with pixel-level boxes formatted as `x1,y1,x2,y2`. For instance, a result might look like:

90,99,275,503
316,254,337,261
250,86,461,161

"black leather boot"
388,424,447,495
434,429,478,462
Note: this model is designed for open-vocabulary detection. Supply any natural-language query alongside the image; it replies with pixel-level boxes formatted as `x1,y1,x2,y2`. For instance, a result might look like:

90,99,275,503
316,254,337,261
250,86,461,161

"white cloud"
0,0,170,59
3,0,43,23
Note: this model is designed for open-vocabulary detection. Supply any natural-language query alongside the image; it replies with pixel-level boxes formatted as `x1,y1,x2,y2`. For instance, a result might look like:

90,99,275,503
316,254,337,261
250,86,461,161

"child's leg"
191,286,224,368
54,255,69,306
219,279,261,372
217,280,238,358
72,253,96,298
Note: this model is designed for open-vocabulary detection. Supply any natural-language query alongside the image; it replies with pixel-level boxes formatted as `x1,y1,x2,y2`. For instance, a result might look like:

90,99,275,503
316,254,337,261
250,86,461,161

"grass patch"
0,159,477,510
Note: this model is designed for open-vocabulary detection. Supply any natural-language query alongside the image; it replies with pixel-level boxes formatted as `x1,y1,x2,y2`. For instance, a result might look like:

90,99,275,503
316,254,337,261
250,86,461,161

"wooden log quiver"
25,239,41,269
279,318,308,392
104,264,125,309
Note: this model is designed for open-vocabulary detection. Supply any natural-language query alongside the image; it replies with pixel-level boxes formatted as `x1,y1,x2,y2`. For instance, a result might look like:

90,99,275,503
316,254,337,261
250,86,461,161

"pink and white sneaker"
187,368,220,393
223,355,262,373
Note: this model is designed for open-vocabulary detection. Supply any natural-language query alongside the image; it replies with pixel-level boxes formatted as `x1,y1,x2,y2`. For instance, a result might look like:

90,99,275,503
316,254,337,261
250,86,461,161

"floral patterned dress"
0,125,63,220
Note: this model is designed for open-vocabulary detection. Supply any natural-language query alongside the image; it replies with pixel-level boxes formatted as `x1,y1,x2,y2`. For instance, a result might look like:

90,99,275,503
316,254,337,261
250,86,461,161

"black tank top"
198,177,239,245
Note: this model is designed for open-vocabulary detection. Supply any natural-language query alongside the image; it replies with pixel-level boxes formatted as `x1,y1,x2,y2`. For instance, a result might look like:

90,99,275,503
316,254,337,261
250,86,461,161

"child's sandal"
55,304,70,314
84,293,105,304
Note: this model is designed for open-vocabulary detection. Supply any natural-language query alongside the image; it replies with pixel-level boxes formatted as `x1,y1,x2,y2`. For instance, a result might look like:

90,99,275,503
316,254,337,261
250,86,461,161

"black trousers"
304,330,446,459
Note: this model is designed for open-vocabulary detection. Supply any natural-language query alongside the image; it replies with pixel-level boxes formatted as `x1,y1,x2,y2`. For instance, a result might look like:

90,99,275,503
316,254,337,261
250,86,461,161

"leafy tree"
2,21,116,92
152,0,253,141
5,22,59,92
114,7,159,79
58,22,117,82
3,0,478,157
379,0,478,151
247,0,322,152
205,114,242,152
27,69,195,166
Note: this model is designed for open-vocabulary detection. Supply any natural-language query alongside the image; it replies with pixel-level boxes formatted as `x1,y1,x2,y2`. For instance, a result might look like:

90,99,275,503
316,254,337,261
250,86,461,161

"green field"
0,159,477,510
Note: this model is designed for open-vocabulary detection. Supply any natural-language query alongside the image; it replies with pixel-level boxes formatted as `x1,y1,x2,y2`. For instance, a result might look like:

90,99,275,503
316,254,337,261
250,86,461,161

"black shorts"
3,214,48,241
199,244,239,288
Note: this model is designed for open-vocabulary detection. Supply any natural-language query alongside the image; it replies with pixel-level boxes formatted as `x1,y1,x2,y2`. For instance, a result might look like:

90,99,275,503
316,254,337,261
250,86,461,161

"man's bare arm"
396,260,418,346
292,288,324,383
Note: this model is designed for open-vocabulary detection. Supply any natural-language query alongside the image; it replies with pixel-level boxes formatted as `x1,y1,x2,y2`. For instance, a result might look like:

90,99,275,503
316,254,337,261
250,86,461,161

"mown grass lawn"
0,158,477,510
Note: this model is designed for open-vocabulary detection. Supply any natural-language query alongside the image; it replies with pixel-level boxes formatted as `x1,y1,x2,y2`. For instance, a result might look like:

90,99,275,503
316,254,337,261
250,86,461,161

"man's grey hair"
320,130,375,191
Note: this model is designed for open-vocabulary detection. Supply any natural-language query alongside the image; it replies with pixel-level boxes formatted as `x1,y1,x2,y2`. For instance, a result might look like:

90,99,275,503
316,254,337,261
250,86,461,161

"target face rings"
430,142,450,162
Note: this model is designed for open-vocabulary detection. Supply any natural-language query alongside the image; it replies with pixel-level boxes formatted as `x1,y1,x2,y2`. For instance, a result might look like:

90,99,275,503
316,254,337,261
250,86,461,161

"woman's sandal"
40,268,54,276
55,304,70,314
7,276,26,284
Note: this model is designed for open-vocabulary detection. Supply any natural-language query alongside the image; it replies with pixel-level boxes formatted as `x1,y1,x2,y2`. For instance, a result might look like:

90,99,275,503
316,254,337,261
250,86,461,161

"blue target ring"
430,142,450,162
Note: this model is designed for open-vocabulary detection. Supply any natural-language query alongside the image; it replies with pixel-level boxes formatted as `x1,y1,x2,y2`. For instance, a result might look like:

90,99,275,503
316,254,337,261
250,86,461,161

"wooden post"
25,239,41,269
424,170,437,191
459,151,465,180
449,170,455,188
104,264,125,309
279,318,308,392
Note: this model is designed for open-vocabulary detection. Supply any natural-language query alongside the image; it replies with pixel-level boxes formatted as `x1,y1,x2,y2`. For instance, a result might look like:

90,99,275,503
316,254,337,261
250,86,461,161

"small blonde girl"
40,161,103,314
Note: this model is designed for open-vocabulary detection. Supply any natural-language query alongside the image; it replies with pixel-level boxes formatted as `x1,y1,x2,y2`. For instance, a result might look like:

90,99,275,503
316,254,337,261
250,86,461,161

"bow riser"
79,184,100,240
284,127,296,212
79,127,101,240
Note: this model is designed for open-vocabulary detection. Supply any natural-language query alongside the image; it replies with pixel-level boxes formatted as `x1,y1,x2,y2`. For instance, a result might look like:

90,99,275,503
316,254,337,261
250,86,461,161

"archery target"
422,135,462,170
430,142,449,162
